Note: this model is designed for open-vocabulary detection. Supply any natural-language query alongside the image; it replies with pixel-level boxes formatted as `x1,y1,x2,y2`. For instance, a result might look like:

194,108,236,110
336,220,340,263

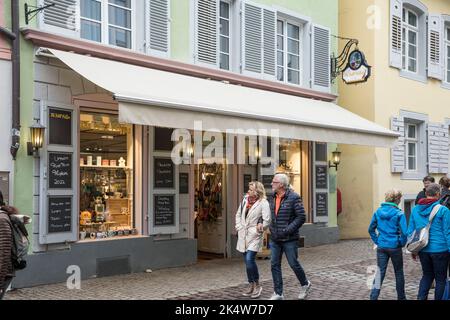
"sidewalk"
5,239,428,300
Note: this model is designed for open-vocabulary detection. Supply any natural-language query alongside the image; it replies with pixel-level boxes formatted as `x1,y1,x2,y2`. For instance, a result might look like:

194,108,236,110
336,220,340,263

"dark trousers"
417,251,450,300
0,277,13,300
270,240,308,296
370,248,406,300
243,250,259,283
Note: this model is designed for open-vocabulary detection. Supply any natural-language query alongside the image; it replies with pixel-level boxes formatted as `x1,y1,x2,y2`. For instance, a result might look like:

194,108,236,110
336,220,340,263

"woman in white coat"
236,181,271,298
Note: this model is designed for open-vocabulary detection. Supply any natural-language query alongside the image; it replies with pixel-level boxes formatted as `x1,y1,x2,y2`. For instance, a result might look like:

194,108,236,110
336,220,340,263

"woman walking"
368,189,408,300
236,181,271,298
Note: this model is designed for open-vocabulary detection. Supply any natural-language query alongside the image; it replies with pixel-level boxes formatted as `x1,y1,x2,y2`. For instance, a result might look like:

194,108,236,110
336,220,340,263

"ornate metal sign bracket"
331,36,359,82
25,2,56,25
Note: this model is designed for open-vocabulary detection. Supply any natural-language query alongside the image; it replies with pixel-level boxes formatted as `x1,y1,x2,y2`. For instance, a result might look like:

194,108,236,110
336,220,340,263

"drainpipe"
10,0,20,160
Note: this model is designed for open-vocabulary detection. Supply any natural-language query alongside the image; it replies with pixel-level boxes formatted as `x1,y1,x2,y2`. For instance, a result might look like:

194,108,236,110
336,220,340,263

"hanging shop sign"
342,50,371,85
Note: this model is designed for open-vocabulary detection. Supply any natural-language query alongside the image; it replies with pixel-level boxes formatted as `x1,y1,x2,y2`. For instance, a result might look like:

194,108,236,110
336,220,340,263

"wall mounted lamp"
329,149,342,171
27,121,45,156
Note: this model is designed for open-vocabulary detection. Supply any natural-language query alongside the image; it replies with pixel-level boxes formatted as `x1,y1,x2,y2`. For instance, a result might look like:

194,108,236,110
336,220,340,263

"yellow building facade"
338,0,450,238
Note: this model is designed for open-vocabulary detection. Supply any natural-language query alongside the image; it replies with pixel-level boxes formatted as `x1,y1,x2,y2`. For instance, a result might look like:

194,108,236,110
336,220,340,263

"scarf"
246,195,258,209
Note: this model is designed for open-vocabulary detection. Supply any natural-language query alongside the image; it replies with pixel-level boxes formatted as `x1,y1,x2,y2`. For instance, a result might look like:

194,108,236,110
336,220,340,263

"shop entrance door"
195,163,227,256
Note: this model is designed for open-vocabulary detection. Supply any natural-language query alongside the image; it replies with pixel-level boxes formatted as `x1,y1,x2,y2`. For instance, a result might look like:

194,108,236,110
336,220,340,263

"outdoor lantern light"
329,149,342,171
27,121,46,156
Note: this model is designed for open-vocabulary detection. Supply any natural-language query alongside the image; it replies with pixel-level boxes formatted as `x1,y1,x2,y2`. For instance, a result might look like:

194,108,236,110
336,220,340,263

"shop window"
276,139,302,194
79,112,135,240
277,19,302,85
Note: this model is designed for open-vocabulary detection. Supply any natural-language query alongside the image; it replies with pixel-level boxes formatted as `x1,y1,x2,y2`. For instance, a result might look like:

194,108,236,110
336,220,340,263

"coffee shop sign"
342,50,371,85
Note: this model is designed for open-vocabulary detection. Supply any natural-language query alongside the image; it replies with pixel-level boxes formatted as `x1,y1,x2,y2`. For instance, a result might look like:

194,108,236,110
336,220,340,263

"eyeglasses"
271,181,281,185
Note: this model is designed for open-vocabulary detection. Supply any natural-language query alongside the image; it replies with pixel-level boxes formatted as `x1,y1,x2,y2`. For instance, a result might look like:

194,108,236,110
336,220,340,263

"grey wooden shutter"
148,0,170,56
242,2,263,75
391,117,405,173
39,0,79,37
428,123,448,174
196,0,219,66
389,0,403,69
262,8,276,79
312,24,331,92
428,14,443,80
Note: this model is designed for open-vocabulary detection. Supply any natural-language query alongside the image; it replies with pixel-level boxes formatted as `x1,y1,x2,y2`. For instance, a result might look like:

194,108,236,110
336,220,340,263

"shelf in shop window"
80,165,132,170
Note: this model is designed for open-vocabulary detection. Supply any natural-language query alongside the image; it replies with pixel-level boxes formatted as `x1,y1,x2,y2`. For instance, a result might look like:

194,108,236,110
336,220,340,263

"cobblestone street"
5,240,430,300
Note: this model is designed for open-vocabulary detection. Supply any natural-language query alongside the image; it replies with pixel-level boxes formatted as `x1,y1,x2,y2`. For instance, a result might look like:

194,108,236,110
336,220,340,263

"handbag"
406,204,441,255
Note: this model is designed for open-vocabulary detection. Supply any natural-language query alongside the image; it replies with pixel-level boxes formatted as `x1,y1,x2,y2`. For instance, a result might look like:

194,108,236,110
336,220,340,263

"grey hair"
274,173,290,189
425,183,441,197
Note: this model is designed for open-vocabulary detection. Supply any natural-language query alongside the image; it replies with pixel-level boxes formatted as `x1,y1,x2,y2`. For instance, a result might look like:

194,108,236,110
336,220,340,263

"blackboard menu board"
243,174,252,192
154,127,174,151
49,108,72,146
48,196,72,233
154,158,175,188
48,152,72,189
315,165,328,189
179,173,189,194
154,195,175,226
316,193,328,217
262,175,273,189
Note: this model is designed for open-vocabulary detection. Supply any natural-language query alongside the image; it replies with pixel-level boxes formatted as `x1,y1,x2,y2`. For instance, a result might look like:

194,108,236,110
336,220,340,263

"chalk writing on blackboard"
154,158,175,188
48,152,72,189
48,196,72,233
154,195,175,226
49,108,72,146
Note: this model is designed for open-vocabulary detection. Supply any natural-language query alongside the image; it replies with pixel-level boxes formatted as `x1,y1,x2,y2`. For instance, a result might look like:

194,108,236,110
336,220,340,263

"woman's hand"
256,223,263,233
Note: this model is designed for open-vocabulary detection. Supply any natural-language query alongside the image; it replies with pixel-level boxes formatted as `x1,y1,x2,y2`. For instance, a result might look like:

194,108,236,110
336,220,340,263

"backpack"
406,205,441,255
8,214,30,270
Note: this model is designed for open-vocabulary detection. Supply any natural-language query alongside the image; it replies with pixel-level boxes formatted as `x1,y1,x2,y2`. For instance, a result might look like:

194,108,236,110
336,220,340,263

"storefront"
13,47,398,288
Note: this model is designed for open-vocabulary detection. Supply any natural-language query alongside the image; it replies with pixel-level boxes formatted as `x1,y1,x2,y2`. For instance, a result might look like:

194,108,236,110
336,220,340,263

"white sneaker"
298,281,311,300
270,293,284,300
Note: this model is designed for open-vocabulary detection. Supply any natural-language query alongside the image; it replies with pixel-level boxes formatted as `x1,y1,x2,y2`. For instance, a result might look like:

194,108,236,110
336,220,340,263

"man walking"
0,191,14,300
415,176,435,205
269,173,311,300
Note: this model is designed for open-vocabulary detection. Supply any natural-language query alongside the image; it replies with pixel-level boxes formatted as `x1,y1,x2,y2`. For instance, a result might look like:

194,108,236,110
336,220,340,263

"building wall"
338,0,450,239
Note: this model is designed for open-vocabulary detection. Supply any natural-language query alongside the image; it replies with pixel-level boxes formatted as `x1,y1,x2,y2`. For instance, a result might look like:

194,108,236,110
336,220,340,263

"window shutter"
311,24,331,92
148,0,170,57
389,0,403,69
242,2,263,75
440,126,449,174
427,14,443,80
39,0,80,37
196,0,219,66
427,123,443,174
391,117,405,173
262,8,276,79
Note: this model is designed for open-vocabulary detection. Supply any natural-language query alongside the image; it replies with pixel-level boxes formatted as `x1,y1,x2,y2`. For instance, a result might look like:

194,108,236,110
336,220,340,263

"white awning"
48,49,399,147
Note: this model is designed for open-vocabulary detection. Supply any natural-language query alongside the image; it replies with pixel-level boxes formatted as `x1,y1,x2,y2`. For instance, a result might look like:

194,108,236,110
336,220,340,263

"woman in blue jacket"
407,183,450,300
368,189,408,300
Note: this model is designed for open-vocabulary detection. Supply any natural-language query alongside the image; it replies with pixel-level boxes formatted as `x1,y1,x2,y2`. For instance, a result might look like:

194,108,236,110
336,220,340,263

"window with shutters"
405,123,418,171
80,0,134,49
219,1,231,70
446,27,450,83
276,19,302,86
402,8,418,73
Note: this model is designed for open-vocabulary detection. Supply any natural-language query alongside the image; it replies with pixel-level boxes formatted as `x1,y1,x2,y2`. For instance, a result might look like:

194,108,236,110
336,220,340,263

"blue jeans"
370,248,406,300
243,251,259,283
270,240,308,295
417,251,450,300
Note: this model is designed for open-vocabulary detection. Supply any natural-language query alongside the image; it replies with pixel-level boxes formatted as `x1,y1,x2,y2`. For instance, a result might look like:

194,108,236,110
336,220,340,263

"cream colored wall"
338,0,450,239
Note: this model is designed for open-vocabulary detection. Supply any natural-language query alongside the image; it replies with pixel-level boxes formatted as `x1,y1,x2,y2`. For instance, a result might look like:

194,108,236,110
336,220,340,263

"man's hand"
256,223,263,233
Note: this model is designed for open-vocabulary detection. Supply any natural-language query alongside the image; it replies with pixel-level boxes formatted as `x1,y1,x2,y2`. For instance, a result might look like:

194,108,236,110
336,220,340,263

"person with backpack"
0,192,14,300
407,183,450,300
439,176,450,210
368,189,408,300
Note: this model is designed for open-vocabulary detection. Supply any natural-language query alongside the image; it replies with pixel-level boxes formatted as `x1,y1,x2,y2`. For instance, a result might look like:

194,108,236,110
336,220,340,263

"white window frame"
405,123,418,171
219,0,232,71
80,0,137,51
445,26,450,83
276,18,303,86
402,8,419,74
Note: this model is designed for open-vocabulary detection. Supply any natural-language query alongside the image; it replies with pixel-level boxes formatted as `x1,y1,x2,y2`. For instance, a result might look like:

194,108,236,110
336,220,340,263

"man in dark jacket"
439,176,450,209
268,174,310,300
0,191,14,300
415,176,435,205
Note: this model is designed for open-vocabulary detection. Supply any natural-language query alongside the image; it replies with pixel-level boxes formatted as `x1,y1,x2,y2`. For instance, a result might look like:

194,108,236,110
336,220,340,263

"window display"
79,111,135,240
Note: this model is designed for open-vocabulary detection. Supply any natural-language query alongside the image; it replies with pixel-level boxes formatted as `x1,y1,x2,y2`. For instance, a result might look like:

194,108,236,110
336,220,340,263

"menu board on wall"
154,127,174,151
49,108,72,146
179,173,189,194
316,193,328,217
48,196,72,233
262,175,273,189
315,165,328,189
154,195,175,226
48,152,72,189
154,158,175,188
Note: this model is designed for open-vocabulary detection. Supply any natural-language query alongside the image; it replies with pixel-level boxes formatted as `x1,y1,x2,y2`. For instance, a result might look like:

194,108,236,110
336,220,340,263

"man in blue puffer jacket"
407,183,450,300
268,174,309,300
368,189,408,300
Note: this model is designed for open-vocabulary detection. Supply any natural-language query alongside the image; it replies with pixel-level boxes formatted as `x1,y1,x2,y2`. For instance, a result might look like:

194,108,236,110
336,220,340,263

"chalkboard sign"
315,165,328,189
243,174,252,192
179,173,189,194
154,127,174,151
154,158,175,188
262,175,273,189
316,193,328,217
154,195,175,226
48,152,72,189
49,108,72,146
48,196,72,233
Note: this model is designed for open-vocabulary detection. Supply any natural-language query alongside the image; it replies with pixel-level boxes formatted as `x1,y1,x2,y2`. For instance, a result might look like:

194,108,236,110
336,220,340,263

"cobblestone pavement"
5,239,432,300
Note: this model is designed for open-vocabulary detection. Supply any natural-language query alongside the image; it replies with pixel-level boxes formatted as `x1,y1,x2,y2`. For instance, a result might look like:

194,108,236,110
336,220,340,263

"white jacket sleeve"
261,200,271,230
235,200,244,232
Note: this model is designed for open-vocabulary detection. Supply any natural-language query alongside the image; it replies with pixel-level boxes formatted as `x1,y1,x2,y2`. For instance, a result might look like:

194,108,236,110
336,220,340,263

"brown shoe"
251,282,262,298
242,282,255,296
